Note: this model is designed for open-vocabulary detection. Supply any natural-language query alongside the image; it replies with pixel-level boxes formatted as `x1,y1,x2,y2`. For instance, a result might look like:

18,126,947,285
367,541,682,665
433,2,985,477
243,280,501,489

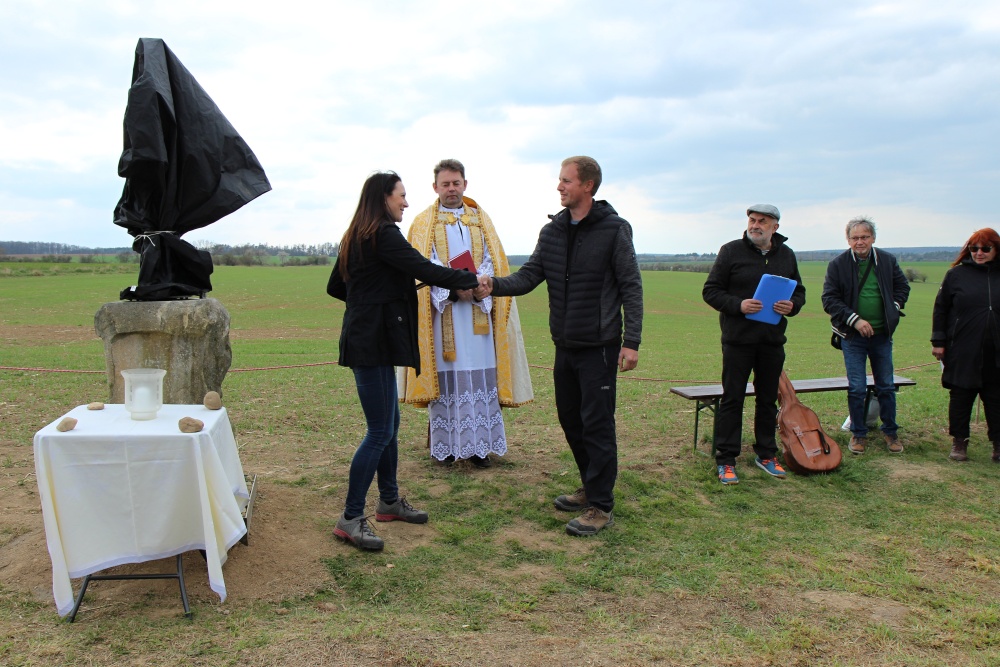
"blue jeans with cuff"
841,332,897,439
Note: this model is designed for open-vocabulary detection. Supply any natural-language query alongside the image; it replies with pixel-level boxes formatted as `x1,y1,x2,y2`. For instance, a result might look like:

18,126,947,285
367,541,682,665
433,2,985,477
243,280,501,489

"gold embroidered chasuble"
400,197,532,408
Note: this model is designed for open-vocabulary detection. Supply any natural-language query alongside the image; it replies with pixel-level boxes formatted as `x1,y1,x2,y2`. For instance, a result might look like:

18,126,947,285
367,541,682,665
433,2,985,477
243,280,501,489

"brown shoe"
884,434,903,453
949,437,969,461
848,436,867,455
565,507,614,536
554,487,590,512
993,442,1000,463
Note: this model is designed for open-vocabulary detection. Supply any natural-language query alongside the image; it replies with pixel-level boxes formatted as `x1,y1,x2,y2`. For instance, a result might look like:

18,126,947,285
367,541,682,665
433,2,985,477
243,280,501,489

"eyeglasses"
970,245,994,253
849,235,872,242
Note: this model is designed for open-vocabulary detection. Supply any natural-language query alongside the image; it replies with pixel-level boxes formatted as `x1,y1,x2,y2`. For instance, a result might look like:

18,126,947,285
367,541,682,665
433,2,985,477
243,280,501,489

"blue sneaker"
755,456,787,479
717,465,739,485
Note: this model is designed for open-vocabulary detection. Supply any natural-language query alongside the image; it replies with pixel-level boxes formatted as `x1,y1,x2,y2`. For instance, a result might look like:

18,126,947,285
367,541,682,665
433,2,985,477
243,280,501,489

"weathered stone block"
94,298,232,405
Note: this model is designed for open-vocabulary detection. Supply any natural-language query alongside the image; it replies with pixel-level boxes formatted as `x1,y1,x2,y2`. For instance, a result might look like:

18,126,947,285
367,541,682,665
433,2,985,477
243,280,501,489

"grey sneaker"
375,497,428,524
553,487,590,512
566,507,614,537
333,514,384,551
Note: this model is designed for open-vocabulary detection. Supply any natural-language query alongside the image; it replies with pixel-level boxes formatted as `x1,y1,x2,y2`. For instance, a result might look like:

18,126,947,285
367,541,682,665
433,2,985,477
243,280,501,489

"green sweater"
857,257,885,333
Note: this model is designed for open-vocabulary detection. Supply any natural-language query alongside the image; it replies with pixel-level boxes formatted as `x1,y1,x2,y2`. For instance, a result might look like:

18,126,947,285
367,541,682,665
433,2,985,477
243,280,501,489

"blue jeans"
841,333,897,439
344,365,400,519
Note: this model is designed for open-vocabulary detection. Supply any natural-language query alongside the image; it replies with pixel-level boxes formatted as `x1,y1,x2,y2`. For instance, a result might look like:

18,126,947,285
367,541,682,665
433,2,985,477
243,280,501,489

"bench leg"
693,398,720,458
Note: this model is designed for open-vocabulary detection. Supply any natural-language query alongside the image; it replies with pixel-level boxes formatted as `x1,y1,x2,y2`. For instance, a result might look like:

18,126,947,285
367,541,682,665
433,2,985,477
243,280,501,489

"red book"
449,250,477,273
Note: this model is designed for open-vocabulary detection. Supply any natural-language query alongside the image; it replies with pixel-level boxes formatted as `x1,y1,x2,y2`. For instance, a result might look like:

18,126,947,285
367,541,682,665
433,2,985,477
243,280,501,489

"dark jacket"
822,247,909,340
327,221,478,373
490,199,643,350
702,232,806,346
932,258,1000,389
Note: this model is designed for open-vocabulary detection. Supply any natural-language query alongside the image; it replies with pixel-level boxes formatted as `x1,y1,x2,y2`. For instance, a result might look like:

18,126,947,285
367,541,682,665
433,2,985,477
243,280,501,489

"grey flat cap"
747,204,780,221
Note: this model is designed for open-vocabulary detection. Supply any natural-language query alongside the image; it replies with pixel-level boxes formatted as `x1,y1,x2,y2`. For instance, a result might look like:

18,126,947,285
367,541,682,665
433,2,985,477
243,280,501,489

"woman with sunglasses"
327,171,480,551
932,228,1000,462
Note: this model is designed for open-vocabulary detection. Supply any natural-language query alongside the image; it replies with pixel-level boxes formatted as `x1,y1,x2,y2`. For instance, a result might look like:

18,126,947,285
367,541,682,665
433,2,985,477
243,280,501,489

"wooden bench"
670,375,917,455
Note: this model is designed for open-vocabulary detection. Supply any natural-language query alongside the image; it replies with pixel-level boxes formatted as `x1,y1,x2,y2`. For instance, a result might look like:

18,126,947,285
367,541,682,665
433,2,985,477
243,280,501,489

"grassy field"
1,260,999,666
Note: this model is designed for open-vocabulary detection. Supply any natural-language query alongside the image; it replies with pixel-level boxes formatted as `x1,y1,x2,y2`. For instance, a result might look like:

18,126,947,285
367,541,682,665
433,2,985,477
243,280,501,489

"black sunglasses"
970,245,994,253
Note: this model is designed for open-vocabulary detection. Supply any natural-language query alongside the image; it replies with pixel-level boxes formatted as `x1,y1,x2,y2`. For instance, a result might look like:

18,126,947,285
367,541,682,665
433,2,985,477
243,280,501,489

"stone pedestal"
94,298,232,405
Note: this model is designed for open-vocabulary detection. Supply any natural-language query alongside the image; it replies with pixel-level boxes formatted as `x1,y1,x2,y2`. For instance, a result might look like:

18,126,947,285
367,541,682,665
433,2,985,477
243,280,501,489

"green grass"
1,261,998,665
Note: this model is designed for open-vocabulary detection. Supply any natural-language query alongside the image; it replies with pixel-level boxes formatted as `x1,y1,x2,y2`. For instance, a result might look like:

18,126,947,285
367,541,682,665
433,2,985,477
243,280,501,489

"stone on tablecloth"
203,391,222,410
56,417,78,432
179,417,204,433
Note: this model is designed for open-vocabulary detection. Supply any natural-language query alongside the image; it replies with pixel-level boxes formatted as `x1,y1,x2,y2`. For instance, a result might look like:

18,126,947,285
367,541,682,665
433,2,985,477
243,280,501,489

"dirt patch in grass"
0,324,98,346
802,590,910,629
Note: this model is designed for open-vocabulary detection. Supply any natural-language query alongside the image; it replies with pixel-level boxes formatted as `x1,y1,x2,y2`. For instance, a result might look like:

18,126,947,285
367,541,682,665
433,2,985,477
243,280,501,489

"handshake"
453,275,493,303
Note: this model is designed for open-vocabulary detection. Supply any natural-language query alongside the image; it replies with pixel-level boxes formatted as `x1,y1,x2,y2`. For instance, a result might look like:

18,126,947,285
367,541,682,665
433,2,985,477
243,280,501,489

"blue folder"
746,274,797,325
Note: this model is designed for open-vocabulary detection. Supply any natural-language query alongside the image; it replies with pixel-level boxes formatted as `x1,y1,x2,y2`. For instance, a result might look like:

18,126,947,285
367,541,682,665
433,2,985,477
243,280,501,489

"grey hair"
846,216,876,240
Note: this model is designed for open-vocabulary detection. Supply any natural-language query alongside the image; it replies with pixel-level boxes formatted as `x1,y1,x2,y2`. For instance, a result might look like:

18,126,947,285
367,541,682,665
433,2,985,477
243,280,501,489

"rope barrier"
0,359,943,383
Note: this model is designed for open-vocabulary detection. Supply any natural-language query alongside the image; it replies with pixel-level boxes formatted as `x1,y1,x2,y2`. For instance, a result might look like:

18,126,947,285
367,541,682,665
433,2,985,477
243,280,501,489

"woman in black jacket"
327,172,479,551
932,228,1000,463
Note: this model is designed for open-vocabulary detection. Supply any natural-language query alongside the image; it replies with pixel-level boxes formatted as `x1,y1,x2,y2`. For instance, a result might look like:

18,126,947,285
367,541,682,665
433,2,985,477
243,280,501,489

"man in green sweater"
822,217,910,454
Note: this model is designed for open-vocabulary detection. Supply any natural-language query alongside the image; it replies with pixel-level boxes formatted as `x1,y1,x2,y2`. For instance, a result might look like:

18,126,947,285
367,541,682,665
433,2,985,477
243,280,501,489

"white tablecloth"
33,404,249,617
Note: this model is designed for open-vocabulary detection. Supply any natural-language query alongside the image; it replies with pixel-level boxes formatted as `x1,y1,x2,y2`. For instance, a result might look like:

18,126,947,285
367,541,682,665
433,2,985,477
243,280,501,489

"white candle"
132,386,155,412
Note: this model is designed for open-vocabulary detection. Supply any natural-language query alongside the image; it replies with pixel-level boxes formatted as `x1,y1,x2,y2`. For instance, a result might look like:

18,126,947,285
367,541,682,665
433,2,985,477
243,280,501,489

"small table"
33,404,250,619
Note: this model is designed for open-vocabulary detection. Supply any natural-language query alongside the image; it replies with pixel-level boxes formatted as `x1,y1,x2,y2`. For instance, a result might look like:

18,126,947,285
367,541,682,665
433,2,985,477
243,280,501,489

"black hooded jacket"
491,200,643,350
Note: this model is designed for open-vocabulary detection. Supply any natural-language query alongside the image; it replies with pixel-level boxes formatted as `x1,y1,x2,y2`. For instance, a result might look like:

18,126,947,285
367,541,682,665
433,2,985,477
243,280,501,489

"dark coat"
822,247,909,340
702,232,806,346
932,258,1000,389
327,221,478,373
490,200,643,350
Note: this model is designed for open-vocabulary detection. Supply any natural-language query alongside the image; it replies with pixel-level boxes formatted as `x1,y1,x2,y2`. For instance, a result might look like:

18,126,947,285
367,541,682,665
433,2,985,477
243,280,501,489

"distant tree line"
1,241,340,267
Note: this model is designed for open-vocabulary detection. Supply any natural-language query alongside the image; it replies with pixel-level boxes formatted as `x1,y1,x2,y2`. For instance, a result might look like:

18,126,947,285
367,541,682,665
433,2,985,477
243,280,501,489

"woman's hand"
932,346,945,361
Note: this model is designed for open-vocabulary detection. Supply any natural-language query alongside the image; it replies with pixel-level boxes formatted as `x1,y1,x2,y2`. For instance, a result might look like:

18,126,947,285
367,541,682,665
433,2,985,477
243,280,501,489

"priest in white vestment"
399,160,533,466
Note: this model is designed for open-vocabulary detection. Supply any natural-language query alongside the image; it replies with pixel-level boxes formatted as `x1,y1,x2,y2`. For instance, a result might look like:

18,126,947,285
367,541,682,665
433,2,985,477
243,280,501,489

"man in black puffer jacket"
702,204,806,485
480,156,643,537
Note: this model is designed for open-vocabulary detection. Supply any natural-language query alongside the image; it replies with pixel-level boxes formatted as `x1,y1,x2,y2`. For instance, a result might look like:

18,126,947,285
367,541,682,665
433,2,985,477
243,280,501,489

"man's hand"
474,275,493,300
740,299,763,314
618,348,638,372
853,318,874,338
772,299,793,316
455,289,474,302
932,346,945,361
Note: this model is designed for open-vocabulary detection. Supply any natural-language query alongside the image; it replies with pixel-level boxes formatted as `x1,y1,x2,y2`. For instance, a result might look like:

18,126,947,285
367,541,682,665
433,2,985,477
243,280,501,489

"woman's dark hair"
952,228,1000,267
338,171,401,280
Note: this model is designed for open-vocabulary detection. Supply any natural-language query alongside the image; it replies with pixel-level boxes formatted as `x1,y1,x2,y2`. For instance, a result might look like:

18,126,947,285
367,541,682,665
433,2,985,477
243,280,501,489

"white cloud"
1,0,999,254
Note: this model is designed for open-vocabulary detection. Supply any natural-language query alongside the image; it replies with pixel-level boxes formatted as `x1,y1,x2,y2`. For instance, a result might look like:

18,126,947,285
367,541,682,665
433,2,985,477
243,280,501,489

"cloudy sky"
1,0,998,254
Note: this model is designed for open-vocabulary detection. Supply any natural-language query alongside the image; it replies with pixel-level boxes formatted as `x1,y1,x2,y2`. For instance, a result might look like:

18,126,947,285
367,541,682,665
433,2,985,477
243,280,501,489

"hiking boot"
554,487,590,512
717,465,739,485
993,441,1000,463
375,497,428,524
333,514,384,551
848,436,867,455
884,434,903,454
469,454,492,469
565,507,615,536
755,456,787,479
949,437,969,461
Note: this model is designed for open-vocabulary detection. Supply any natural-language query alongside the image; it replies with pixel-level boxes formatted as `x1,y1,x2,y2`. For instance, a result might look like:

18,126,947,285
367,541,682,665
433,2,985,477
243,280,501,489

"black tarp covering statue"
115,38,271,300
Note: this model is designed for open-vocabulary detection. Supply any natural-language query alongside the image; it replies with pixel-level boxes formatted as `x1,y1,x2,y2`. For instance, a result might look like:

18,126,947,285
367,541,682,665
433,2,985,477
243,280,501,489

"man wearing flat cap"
703,204,806,485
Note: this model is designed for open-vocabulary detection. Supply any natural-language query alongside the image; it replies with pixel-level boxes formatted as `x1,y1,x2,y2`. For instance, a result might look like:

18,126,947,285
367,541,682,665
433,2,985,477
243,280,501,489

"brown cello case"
777,372,842,474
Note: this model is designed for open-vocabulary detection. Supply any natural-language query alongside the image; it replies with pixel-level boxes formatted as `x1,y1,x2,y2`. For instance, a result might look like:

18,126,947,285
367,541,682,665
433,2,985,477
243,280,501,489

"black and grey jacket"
702,231,806,346
821,247,909,341
491,199,643,350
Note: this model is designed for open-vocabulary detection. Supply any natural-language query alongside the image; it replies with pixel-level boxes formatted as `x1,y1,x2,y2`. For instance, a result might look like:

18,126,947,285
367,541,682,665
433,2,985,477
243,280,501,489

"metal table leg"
67,554,192,622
